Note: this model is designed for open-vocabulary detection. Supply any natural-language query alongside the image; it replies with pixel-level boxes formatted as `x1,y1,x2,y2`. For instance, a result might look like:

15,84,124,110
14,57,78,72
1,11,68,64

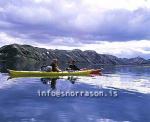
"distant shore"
0,44,150,71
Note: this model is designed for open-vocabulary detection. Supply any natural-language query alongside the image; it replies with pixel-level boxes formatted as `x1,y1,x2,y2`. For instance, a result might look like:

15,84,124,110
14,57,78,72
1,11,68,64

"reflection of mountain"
0,44,150,71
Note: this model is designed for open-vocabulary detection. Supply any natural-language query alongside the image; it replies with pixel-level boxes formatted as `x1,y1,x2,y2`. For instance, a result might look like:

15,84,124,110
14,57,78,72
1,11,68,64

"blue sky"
0,0,150,59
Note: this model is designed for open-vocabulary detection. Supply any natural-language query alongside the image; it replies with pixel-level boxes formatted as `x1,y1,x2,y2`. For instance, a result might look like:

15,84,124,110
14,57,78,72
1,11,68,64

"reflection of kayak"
8,69,101,78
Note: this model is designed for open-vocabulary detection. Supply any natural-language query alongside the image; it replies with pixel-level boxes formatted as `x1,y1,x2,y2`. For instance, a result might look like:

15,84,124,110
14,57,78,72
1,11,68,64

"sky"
0,0,150,59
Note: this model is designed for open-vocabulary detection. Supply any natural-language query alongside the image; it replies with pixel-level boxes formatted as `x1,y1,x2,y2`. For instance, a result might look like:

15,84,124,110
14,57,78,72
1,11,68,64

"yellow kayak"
8,69,101,78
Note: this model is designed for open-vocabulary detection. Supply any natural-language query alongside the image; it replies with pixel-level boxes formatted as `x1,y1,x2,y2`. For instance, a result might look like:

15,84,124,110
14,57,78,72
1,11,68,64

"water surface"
0,66,150,122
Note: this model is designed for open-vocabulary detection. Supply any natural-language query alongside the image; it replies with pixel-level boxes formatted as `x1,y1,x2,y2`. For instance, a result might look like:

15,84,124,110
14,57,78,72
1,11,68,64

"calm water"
0,66,150,122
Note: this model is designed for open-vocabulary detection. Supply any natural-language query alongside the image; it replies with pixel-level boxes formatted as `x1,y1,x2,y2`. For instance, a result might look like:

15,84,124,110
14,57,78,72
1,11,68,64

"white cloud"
0,0,150,59
0,32,150,59
0,0,150,41
82,40,150,58
0,32,23,45
0,32,35,46
80,0,150,10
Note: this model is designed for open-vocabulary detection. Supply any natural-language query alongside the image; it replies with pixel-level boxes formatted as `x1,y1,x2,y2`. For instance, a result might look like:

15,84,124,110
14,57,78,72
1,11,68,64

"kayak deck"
8,69,101,78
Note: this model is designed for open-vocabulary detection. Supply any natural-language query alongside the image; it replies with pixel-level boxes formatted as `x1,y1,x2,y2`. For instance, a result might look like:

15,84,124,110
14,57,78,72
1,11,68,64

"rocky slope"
0,44,150,71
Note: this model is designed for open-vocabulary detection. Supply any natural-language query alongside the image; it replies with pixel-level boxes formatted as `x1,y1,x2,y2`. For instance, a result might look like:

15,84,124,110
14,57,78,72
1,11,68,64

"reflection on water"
41,76,77,90
0,66,150,122
41,78,57,90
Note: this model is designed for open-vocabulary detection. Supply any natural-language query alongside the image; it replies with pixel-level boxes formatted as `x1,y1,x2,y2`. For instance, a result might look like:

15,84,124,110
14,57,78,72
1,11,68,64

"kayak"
8,69,101,78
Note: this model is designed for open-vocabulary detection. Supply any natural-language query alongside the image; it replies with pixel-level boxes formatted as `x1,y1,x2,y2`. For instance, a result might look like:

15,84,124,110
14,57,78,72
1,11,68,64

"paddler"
67,60,80,71
50,59,61,72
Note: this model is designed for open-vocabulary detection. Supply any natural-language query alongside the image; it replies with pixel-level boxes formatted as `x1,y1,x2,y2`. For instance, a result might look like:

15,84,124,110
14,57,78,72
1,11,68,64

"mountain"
0,44,150,71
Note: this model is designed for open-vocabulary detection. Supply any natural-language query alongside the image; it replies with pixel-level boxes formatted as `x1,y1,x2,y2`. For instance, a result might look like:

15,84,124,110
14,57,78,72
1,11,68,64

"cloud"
0,0,150,42
0,32,24,45
0,32,150,59
82,40,150,59
0,0,150,58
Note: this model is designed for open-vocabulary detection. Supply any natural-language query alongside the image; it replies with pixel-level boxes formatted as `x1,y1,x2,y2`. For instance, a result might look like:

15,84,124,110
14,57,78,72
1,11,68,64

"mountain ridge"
0,44,150,71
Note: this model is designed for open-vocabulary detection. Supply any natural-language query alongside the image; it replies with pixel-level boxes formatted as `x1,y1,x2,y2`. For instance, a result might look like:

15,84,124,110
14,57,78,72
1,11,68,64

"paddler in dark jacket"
67,60,80,71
